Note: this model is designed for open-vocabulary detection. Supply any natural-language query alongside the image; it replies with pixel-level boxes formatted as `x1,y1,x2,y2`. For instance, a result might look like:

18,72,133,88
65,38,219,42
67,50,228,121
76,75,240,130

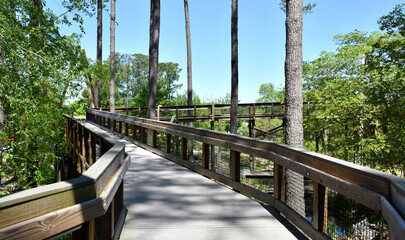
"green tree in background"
0,0,87,190
303,4,405,175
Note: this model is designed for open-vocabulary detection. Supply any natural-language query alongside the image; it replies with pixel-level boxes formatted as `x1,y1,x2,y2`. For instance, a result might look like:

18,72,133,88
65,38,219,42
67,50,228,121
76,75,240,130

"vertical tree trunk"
95,0,103,108
148,0,160,121
230,0,238,134
110,0,116,114
184,0,193,107
184,0,194,160
284,0,305,217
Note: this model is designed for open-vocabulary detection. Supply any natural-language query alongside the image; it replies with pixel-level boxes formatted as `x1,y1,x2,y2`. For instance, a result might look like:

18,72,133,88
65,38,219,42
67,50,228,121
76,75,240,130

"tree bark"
147,0,160,121
95,0,103,108
230,0,238,134
184,0,193,107
110,0,116,114
284,0,305,217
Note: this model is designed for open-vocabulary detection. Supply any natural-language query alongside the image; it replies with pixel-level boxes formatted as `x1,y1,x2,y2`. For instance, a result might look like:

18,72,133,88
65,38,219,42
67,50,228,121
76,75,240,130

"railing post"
274,163,285,201
313,181,328,233
202,143,210,169
157,106,160,121
152,130,157,148
166,134,171,153
194,105,197,122
231,150,240,182
140,127,146,144
181,137,187,160
119,121,122,134
132,124,136,139
81,126,87,173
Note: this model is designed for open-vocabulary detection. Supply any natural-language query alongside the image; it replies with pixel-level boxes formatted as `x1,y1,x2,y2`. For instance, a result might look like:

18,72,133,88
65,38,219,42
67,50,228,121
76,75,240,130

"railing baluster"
202,143,209,169
313,181,328,233
181,137,187,160
166,134,171,153
230,150,240,183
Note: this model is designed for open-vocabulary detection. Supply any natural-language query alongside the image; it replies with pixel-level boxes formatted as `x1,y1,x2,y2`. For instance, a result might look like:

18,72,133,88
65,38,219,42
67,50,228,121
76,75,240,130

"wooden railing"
0,116,131,239
87,108,405,239
101,102,313,123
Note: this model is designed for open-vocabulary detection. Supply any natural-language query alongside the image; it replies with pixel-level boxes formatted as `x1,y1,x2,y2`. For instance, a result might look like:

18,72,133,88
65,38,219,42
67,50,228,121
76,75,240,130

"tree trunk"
184,0,194,160
284,0,305,217
230,0,238,134
184,0,193,107
95,0,103,108
147,0,160,144
110,0,116,114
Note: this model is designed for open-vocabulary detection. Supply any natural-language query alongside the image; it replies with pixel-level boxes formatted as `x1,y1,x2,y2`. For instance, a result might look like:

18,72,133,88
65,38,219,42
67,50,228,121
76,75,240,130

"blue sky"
49,0,403,103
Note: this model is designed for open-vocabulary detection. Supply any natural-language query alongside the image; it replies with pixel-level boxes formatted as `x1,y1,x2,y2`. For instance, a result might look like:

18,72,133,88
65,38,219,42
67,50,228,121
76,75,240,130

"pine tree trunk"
184,0,192,107
230,0,238,134
147,0,160,144
284,0,305,217
95,0,103,108
148,0,160,121
110,0,116,114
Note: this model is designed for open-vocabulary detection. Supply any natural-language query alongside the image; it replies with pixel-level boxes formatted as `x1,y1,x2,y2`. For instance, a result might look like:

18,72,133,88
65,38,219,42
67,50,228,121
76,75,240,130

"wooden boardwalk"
112,135,305,239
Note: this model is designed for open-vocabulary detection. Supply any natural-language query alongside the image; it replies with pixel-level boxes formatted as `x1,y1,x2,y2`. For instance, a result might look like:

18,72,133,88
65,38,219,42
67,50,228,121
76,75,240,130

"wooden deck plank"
116,139,304,240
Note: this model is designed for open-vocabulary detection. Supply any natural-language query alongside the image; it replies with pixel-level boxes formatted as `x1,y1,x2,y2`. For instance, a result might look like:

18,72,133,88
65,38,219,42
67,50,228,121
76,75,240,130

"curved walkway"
112,135,304,239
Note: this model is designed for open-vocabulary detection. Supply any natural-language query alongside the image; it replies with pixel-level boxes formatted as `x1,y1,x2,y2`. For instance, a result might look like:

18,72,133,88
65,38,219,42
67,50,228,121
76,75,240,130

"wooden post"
274,163,285,200
110,198,115,239
81,126,86,172
210,121,216,171
119,121,122,134
157,106,160,121
152,130,157,148
86,219,95,240
194,105,197,122
166,134,171,153
211,104,215,122
89,133,94,167
202,143,210,169
125,122,129,136
231,150,240,182
138,107,141,117
176,107,179,123
181,137,187,160
132,124,136,139
140,127,146,144
313,181,328,233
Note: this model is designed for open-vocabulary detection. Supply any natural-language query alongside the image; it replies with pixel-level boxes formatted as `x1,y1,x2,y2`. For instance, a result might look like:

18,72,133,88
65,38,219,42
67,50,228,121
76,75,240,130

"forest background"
0,1,404,194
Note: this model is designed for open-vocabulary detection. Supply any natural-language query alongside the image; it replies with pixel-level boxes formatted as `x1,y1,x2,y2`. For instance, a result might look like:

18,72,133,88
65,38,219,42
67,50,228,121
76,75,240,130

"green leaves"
303,8,405,175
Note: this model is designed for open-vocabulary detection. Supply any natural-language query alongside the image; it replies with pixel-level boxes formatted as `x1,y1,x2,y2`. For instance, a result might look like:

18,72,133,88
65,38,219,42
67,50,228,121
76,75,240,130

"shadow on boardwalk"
119,139,307,240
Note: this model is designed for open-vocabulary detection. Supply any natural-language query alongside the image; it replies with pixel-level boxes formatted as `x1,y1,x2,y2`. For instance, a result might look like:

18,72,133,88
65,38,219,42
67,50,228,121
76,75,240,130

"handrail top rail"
0,116,125,209
97,101,314,112
89,109,405,198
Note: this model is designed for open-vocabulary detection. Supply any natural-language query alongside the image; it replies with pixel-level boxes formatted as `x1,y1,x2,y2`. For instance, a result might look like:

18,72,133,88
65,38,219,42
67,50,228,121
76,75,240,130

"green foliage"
303,5,405,175
256,83,285,103
0,0,87,190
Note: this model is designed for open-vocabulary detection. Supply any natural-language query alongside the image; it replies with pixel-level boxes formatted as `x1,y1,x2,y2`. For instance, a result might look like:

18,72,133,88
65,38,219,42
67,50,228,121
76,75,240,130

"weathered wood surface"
100,102,313,123
119,139,302,240
0,117,130,240
88,109,405,239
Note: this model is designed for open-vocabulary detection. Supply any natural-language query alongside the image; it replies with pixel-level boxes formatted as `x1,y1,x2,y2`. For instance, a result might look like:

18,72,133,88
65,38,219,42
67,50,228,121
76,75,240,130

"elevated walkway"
114,136,303,239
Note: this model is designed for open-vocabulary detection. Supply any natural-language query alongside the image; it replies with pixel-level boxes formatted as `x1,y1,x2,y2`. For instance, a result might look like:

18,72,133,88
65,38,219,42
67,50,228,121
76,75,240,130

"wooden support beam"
181,137,187,160
202,143,210,169
166,134,171,153
152,130,157,148
140,127,146,144
312,181,328,233
231,150,240,182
